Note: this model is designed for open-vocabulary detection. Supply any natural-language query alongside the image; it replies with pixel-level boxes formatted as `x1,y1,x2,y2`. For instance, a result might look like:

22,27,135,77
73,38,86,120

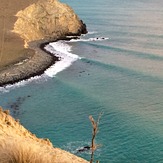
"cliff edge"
0,107,89,163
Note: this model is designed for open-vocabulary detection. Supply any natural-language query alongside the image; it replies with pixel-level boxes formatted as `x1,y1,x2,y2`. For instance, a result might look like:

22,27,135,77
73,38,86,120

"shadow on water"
6,95,31,118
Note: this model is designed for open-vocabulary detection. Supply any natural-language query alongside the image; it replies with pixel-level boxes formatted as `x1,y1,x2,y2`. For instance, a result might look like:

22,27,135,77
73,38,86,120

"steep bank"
0,40,58,87
0,0,87,86
0,107,89,163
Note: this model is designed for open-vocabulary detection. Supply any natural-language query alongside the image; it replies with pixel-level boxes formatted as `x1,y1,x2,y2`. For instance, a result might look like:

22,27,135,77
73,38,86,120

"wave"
67,37,109,43
0,75,48,93
44,41,80,77
87,31,97,34
0,36,109,93
65,31,97,38
44,36,109,77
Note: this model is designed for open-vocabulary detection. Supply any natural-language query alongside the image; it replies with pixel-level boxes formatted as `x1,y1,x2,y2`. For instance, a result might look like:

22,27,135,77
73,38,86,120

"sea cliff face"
13,0,87,43
0,0,87,86
0,107,89,163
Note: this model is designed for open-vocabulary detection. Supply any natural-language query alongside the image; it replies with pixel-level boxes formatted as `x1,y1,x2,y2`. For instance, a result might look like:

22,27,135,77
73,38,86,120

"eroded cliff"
13,0,87,43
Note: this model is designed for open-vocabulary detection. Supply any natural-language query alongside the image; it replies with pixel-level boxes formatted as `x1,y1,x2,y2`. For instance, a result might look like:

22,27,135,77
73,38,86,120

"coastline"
0,0,87,87
0,0,41,87
0,36,81,87
0,40,59,87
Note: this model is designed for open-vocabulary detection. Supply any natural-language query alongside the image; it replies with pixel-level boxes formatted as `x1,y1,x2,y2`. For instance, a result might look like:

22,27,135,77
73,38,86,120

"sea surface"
0,0,163,162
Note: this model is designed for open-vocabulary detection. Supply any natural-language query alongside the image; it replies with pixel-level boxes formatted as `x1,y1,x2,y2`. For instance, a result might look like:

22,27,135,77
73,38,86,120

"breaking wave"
0,35,109,93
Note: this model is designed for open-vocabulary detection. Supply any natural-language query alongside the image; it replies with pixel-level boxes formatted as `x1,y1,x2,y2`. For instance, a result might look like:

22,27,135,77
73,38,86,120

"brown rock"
13,0,87,43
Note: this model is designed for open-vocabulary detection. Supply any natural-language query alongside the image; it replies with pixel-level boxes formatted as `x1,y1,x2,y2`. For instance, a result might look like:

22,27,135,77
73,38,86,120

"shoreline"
0,36,81,87
0,40,59,87
0,0,87,87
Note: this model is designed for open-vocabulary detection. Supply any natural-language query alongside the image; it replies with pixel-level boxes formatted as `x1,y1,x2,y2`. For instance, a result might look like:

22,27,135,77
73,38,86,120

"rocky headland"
0,0,87,86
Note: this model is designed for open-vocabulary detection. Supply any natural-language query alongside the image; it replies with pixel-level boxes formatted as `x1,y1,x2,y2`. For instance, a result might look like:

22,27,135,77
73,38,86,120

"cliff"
0,0,87,86
0,107,89,163
13,0,87,44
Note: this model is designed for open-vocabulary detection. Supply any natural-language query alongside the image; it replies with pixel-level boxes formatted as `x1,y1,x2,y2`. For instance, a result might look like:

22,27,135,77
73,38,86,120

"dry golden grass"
0,108,89,163
0,137,55,163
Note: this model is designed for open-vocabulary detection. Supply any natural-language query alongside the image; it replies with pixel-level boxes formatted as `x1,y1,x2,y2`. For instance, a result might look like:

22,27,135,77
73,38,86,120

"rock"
13,0,87,43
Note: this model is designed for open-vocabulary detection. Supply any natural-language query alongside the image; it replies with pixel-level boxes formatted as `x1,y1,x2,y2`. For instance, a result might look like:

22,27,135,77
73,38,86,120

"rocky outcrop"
0,0,87,87
0,107,89,163
13,0,87,43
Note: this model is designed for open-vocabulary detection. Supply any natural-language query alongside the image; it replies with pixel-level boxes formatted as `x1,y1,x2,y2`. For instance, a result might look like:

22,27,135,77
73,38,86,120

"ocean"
0,0,163,162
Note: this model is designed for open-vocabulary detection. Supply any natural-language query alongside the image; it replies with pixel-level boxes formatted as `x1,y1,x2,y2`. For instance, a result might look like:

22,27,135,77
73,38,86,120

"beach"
0,0,60,86
0,0,87,87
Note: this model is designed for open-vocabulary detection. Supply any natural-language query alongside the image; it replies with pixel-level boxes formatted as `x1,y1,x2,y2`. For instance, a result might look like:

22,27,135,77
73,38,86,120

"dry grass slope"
0,107,89,163
0,138,55,163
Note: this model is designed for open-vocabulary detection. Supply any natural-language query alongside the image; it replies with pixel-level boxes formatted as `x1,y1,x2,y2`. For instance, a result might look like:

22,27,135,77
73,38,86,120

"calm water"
1,0,163,162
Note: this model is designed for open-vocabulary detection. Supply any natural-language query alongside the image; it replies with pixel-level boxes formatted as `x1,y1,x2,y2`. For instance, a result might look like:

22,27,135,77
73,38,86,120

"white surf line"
0,36,109,93
66,37,109,42
44,40,80,77
0,74,49,93
44,35,109,77
0,40,78,93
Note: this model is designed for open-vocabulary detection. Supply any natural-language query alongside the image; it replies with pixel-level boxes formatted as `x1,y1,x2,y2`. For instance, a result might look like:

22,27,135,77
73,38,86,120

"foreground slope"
0,108,89,163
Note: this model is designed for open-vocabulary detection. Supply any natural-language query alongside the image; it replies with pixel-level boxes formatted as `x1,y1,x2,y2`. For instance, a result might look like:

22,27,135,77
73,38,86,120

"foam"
62,141,91,154
62,140,101,156
0,75,48,93
0,35,109,93
67,37,109,42
44,41,80,77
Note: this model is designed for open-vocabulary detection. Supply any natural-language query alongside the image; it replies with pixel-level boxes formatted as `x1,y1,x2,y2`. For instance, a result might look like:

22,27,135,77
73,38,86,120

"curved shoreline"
0,40,59,87
0,36,81,87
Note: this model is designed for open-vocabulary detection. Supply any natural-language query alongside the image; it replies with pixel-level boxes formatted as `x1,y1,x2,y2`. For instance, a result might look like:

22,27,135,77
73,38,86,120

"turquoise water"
1,0,163,162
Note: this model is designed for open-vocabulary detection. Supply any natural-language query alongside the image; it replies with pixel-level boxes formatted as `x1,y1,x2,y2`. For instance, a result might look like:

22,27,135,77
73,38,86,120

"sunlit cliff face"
13,0,87,43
